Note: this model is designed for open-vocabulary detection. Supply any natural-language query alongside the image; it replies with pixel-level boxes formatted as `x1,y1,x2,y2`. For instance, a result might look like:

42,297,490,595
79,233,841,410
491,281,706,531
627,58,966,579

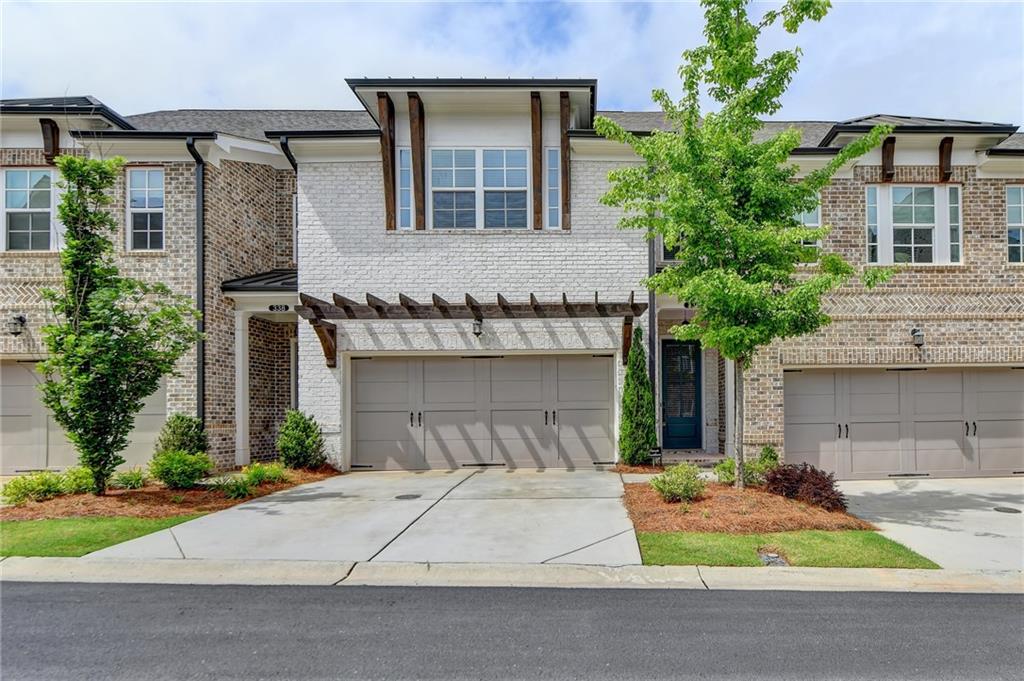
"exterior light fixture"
910,327,924,347
472,319,483,337
6,314,27,337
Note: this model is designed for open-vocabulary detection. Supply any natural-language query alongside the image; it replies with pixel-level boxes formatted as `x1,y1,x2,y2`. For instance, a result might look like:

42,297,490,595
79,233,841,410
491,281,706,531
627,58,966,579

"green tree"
596,0,891,486
619,326,658,465
40,156,201,494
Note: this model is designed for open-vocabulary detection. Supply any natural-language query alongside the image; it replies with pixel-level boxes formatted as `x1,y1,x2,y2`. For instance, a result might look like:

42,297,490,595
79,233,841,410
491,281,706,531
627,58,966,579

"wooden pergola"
297,291,647,368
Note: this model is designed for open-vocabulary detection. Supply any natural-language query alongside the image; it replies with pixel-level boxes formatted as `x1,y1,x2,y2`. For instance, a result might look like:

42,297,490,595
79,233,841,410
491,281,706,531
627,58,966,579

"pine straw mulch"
623,482,875,534
0,466,339,521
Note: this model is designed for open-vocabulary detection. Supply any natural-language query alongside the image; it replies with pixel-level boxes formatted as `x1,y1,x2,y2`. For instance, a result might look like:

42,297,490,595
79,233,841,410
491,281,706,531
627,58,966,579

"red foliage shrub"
764,463,847,512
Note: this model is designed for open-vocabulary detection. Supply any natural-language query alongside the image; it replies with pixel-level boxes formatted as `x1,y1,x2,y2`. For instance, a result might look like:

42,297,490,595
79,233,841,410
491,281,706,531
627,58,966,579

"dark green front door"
661,340,702,449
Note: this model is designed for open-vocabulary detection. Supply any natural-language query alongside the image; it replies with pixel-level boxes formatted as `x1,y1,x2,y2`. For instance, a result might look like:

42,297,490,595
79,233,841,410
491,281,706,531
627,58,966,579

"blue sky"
1,1,1021,124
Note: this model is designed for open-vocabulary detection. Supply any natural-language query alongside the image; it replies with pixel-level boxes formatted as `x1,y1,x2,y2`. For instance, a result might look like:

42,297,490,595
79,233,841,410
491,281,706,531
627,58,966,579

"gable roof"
594,111,838,147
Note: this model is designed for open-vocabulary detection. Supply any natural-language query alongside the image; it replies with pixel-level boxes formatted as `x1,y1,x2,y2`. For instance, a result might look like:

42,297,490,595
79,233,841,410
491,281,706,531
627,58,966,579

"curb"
2,557,1022,593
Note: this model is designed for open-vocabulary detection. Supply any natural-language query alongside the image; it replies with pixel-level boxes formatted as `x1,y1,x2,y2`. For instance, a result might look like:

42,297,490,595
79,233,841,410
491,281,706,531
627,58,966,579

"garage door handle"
410,411,414,427
844,424,848,439
966,421,970,436
552,410,557,426
973,421,977,436
418,411,422,427
544,410,548,425
838,424,842,439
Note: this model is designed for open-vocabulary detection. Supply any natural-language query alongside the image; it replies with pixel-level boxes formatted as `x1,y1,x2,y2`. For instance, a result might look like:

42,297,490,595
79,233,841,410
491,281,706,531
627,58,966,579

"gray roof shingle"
124,109,375,140
597,111,837,146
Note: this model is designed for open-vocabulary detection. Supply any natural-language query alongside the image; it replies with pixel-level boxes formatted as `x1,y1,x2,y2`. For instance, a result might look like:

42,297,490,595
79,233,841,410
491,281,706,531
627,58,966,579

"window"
128,168,164,250
431,149,476,229
427,147,533,230
545,148,560,229
796,195,821,250
948,186,961,263
892,186,934,263
483,149,527,229
866,186,879,263
397,148,412,229
1008,186,1023,263
866,185,961,265
4,169,54,251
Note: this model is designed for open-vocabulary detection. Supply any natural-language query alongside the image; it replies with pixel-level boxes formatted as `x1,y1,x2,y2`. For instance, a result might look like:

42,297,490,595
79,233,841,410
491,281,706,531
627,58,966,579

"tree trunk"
734,362,745,489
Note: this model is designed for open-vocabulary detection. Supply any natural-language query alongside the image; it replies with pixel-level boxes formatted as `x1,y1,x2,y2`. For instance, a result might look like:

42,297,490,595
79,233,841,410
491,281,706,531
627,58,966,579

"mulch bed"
0,466,339,521
623,482,874,534
612,463,666,474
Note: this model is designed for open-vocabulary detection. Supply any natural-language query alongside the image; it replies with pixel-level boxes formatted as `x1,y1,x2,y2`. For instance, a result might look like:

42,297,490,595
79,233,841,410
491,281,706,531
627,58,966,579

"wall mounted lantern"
910,327,925,347
6,314,27,337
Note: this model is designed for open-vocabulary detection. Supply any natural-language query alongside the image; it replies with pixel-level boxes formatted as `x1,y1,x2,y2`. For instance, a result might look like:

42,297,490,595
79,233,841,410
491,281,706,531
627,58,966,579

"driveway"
89,470,641,566
841,477,1024,571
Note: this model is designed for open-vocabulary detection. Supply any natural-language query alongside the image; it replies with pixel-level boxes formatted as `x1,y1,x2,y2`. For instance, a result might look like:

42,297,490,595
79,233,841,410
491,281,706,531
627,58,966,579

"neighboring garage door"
352,355,614,470
0,360,167,475
784,367,1024,479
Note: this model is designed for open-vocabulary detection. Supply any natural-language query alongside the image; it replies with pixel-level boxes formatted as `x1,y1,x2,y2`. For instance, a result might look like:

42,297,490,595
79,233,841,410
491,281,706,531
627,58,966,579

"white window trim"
544,146,561,230
866,184,962,266
1007,185,1024,264
426,147,532,230
1,167,60,252
125,166,165,252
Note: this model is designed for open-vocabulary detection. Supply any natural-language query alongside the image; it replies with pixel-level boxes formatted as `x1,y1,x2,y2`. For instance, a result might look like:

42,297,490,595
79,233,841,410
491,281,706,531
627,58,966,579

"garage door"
351,355,614,470
0,360,167,475
784,367,1024,479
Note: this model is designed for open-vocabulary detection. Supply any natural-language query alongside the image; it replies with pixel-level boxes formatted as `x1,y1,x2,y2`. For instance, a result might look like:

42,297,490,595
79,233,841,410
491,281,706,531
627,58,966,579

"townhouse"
1,81,1021,480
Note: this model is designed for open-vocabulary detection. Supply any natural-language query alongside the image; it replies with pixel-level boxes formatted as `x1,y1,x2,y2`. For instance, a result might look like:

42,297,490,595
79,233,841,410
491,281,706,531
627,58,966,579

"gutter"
70,130,217,140
185,137,206,426
278,136,298,171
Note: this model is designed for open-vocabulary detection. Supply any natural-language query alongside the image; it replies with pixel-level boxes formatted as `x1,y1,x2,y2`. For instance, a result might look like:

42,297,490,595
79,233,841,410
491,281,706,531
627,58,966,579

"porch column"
234,310,252,467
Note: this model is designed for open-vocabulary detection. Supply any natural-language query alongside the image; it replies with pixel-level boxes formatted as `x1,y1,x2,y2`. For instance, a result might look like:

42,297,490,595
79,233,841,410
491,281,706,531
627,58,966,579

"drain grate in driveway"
395,494,422,500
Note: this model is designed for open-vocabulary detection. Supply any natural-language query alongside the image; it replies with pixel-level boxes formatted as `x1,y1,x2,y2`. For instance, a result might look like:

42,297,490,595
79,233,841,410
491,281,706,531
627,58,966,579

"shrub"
764,463,847,512
149,450,214,489
1,471,66,505
714,445,780,486
154,414,207,456
243,462,289,486
61,467,95,494
111,467,147,490
618,326,657,465
211,476,254,500
650,463,706,502
276,410,326,469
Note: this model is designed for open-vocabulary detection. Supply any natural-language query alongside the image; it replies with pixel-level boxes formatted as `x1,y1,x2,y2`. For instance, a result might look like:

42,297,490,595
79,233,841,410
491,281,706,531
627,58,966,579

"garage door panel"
557,379,610,403
490,379,543,404
0,415,41,472
849,422,901,474
977,392,1024,417
423,379,478,405
912,421,968,473
848,372,900,418
356,359,410,382
784,423,839,472
977,420,1024,471
490,357,543,381
785,395,836,421
491,409,553,468
353,410,417,469
355,381,410,406
558,408,612,466
424,410,489,467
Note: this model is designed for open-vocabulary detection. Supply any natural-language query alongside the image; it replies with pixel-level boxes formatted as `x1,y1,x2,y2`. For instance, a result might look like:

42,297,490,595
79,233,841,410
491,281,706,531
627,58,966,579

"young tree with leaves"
596,0,891,486
40,156,202,494
619,326,658,465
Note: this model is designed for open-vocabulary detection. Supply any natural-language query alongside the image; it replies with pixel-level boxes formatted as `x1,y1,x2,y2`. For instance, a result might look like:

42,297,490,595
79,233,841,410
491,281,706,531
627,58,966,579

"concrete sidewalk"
2,557,1021,593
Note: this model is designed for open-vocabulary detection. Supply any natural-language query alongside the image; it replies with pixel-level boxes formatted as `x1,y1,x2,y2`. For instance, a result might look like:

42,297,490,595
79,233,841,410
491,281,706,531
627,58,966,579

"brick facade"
740,165,1024,457
248,317,294,461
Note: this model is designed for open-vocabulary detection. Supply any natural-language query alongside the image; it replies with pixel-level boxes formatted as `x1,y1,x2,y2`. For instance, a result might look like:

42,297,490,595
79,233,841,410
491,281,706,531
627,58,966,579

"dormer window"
426,147,532,230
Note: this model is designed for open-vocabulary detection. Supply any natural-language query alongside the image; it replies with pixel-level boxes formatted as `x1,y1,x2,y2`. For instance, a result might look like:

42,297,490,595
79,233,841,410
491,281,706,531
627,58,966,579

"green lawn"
638,530,939,569
0,515,203,557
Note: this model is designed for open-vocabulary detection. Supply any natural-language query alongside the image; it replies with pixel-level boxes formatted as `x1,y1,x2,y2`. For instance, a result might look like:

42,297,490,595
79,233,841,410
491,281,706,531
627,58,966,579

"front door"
661,340,702,449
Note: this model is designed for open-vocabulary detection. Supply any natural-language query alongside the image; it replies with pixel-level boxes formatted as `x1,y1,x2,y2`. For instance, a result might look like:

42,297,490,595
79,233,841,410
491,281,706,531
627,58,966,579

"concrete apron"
2,557,1022,593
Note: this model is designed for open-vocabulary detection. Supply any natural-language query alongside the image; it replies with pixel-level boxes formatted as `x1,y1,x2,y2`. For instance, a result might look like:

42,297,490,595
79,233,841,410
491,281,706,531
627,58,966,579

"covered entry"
352,355,614,470
784,367,1024,479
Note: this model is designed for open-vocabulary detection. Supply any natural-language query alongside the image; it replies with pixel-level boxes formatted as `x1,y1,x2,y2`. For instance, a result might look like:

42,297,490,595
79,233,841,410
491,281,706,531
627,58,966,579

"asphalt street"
2,582,1021,680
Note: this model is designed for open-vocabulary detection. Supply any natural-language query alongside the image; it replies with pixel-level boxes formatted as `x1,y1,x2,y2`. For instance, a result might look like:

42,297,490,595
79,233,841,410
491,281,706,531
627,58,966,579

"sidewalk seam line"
366,470,479,562
541,528,634,564
332,561,358,585
696,565,709,590
167,528,186,559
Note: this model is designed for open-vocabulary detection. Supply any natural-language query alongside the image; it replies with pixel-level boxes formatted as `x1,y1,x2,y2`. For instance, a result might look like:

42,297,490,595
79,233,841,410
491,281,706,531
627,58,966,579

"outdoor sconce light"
472,319,483,337
6,314,27,337
910,327,925,347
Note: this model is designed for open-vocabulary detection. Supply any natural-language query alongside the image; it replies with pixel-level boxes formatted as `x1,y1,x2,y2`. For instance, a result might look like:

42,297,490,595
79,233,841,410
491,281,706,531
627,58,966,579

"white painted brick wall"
296,158,648,466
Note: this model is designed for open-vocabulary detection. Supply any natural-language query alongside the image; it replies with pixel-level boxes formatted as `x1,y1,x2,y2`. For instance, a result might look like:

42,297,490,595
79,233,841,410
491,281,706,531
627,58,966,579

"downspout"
279,136,298,171
647,237,658,445
185,137,206,426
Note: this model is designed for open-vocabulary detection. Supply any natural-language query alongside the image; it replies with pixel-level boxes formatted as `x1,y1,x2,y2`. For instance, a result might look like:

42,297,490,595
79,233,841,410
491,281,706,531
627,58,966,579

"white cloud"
1,1,1019,124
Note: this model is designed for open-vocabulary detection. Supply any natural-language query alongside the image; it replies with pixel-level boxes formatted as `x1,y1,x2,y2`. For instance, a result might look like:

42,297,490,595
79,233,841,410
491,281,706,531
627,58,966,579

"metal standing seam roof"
221,269,297,293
